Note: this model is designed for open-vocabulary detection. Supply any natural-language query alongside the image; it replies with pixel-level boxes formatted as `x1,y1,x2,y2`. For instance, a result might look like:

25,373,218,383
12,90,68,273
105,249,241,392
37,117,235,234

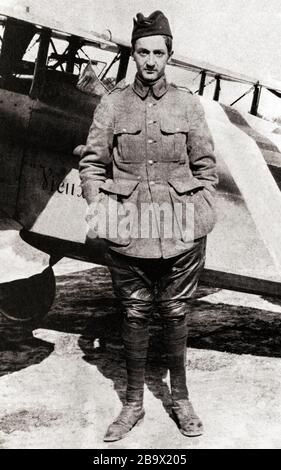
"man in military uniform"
79,11,217,442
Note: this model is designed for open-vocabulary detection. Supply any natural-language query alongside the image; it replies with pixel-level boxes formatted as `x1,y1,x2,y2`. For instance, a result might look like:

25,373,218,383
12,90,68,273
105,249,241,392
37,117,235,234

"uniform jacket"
79,74,218,259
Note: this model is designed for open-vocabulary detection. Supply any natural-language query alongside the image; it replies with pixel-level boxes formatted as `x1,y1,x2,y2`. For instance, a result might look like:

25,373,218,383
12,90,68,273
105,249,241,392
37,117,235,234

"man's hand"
85,192,108,239
73,145,85,157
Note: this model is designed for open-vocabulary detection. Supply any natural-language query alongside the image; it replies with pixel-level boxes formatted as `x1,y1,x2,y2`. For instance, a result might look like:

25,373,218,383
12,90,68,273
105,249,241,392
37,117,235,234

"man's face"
132,35,170,83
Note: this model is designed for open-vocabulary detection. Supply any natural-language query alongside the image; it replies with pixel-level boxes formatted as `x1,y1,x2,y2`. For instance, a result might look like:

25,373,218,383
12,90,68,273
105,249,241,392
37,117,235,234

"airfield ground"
0,230,280,449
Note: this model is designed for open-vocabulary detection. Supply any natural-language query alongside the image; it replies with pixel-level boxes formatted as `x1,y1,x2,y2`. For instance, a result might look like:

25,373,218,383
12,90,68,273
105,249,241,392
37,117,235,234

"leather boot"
103,402,145,442
163,317,204,436
103,318,148,441
172,399,204,436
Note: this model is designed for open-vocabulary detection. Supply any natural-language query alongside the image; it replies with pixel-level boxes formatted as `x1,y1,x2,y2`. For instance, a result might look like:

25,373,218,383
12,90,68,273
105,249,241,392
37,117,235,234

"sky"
1,0,281,119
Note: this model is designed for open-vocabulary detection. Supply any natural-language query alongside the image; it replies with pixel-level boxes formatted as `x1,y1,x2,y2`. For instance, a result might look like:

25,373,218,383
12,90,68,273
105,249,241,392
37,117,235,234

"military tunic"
79,74,217,258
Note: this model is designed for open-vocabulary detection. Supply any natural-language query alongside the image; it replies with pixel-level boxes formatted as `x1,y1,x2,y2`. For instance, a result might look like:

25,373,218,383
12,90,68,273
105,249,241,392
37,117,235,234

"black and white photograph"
0,0,280,453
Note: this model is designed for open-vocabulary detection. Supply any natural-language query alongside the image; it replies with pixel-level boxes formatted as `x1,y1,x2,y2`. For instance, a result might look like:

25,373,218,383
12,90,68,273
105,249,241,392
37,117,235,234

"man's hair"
131,35,173,55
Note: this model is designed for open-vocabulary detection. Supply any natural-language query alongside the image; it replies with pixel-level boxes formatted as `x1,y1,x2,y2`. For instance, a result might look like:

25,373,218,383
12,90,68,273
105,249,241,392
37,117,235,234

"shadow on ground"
43,266,281,358
0,322,54,378
1,266,281,412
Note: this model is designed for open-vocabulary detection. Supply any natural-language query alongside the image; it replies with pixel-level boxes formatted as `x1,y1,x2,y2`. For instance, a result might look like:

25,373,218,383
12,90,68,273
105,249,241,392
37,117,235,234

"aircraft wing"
1,5,281,95
200,97,281,287
0,6,119,53
170,55,281,94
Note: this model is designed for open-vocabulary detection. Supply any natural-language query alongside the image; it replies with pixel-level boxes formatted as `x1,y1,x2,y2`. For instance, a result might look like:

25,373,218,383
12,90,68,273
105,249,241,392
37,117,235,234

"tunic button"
148,139,154,144
122,128,127,132
176,127,180,132
137,176,141,180
148,103,153,108
148,159,154,164
150,181,155,185
148,120,154,125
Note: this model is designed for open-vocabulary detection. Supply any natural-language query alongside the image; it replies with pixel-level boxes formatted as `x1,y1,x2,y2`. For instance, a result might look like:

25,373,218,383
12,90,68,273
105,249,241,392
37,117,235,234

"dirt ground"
0,232,281,449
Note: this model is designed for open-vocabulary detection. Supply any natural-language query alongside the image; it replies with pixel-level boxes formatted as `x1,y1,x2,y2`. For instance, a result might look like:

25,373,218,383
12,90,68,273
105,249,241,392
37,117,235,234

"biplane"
0,6,281,323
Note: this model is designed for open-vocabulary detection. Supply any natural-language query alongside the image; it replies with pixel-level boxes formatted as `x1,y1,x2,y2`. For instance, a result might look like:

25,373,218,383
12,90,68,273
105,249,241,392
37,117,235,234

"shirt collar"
133,74,169,99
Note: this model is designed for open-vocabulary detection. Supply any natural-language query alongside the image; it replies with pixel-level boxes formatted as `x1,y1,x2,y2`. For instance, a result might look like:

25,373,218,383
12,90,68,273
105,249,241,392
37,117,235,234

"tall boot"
103,318,148,442
163,317,204,437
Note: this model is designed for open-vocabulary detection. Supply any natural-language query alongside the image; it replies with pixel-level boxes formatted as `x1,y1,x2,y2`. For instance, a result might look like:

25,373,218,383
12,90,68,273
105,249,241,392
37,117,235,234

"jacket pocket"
168,177,216,241
114,120,144,163
100,178,140,196
160,117,189,163
96,179,140,245
168,177,204,194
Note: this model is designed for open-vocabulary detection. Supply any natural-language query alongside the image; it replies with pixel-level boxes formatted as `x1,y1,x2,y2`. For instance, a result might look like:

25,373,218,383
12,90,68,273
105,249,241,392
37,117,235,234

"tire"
0,266,56,323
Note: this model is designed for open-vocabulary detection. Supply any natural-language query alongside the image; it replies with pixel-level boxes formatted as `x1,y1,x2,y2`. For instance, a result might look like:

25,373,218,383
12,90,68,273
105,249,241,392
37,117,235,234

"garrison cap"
131,10,173,42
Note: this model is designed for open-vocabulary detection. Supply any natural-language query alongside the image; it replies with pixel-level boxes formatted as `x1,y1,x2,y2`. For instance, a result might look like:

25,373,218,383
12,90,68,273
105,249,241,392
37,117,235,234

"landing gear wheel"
0,265,56,323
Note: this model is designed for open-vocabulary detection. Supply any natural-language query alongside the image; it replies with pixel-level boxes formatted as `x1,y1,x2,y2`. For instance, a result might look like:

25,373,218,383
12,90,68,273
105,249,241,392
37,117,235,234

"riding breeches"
108,237,207,324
